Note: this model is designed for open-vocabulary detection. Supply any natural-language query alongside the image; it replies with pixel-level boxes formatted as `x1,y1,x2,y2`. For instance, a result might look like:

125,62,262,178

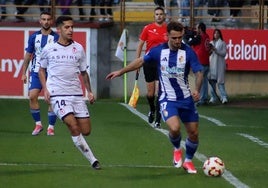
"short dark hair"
55,16,73,27
154,6,165,13
198,22,206,32
40,11,51,17
167,21,184,33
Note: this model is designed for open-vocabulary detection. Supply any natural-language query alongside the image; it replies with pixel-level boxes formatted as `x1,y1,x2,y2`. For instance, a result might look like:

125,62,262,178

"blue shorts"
28,72,42,90
159,97,199,123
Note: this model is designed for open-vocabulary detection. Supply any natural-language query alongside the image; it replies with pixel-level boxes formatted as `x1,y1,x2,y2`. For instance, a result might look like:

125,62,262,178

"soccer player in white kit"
38,16,100,169
106,21,203,174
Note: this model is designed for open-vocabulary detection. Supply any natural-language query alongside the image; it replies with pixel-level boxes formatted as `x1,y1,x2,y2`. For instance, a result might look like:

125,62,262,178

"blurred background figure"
0,0,6,20
76,0,86,20
58,0,72,15
208,29,228,104
14,0,50,21
89,0,96,22
207,0,226,22
99,0,113,22
58,0,85,20
180,0,204,23
250,0,268,5
227,0,244,22
190,22,211,106
154,0,165,7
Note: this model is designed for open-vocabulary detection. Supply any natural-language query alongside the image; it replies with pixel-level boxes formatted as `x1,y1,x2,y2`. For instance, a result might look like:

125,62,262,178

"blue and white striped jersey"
25,30,59,73
144,42,203,102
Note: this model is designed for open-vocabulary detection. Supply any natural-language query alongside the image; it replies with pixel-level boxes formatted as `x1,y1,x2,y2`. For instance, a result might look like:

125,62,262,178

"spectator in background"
0,0,6,20
250,0,268,5
180,0,203,23
99,0,113,22
76,0,86,20
189,22,211,106
58,0,85,20
154,0,165,7
208,29,228,104
227,0,244,22
207,0,226,22
58,0,72,15
14,0,50,21
89,0,97,22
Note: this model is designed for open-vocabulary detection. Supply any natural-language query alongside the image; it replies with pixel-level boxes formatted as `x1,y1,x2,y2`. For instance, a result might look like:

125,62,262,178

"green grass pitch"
0,98,267,188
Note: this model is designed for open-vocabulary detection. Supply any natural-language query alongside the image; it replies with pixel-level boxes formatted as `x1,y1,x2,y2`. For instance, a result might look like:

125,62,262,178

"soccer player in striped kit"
38,16,100,169
21,11,59,136
106,21,203,174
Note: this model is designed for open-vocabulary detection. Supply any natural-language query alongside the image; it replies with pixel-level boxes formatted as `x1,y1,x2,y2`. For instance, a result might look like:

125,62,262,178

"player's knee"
188,130,199,141
169,126,181,136
82,129,91,136
29,95,38,102
68,125,81,136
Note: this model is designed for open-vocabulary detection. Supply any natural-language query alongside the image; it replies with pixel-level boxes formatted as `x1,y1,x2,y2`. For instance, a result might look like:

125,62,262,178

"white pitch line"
237,133,268,149
199,114,227,126
122,103,249,188
0,162,173,169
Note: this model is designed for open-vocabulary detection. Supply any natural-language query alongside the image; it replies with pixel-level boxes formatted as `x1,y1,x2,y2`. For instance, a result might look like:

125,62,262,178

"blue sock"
169,133,181,149
48,111,57,126
185,138,199,160
30,109,41,123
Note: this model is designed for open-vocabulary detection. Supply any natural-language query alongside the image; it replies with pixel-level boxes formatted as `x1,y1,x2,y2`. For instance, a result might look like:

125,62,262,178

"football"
203,157,225,177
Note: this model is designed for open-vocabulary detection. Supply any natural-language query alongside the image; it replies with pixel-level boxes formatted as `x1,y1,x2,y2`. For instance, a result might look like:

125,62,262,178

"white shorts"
50,96,90,120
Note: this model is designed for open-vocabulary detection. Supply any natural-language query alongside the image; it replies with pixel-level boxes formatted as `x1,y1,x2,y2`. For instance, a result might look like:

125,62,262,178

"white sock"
47,125,54,129
72,134,97,165
36,121,42,126
184,158,192,162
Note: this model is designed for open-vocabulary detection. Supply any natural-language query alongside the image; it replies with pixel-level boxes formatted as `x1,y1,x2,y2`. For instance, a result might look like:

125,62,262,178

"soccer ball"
203,157,225,177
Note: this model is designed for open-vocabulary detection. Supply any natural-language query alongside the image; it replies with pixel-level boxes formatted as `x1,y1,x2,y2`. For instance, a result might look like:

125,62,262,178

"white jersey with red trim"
39,41,87,96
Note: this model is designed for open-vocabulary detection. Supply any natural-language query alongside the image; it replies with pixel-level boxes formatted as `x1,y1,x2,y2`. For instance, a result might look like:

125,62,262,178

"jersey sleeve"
188,47,203,73
78,46,87,72
143,45,160,66
139,25,148,41
143,48,155,64
25,34,35,54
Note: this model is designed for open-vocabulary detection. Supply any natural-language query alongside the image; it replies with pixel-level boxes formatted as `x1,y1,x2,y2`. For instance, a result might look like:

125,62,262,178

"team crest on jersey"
178,55,184,63
72,47,77,53
59,108,65,115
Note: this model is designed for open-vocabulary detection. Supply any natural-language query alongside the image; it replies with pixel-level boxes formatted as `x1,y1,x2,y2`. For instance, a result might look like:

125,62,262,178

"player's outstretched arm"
106,57,144,80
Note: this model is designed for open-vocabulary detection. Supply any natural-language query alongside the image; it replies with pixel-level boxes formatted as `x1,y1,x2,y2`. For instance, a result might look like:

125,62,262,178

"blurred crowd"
0,0,119,22
0,0,267,23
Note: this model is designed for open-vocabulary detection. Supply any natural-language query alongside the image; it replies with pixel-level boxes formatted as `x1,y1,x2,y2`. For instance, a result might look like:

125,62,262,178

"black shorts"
143,62,159,82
